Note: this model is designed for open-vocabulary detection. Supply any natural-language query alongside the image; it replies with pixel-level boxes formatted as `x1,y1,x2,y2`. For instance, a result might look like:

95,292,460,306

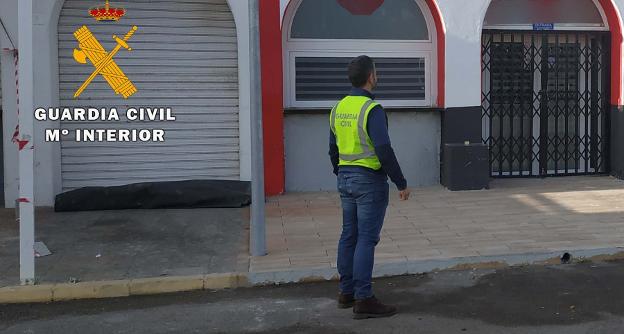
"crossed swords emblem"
72,25,138,99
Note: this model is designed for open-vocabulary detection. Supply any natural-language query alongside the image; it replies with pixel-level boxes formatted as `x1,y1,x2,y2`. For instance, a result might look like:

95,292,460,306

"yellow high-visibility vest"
330,95,382,170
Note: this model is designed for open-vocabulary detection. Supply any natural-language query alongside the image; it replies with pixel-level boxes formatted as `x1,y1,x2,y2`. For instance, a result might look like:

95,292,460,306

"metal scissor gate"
482,30,610,177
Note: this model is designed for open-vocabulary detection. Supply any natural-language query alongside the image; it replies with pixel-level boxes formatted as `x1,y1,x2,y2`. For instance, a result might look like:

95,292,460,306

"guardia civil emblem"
72,0,138,99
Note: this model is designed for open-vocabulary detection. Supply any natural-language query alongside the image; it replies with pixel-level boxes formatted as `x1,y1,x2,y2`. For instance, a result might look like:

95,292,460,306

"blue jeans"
336,168,389,300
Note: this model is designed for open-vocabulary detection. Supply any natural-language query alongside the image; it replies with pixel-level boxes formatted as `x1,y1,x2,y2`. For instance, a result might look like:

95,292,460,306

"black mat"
54,180,251,212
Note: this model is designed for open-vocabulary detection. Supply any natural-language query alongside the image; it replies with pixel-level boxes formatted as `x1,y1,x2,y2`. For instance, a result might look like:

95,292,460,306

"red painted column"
424,0,445,107
259,0,285,196
598,0,624,105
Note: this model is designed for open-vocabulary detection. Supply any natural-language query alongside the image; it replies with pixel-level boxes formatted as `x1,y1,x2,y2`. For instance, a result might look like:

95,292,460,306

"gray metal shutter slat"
295,57,426,101
58,0,239,191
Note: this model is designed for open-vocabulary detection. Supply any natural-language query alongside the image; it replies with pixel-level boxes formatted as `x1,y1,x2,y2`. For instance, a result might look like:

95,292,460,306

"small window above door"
290,0,429,41
484,0,607,30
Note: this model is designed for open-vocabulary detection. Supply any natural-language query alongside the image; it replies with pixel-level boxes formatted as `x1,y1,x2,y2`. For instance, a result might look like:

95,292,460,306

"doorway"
482,31,610,177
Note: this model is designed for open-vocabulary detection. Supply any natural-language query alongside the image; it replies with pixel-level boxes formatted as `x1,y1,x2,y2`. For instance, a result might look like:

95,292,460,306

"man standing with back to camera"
329,55,411,319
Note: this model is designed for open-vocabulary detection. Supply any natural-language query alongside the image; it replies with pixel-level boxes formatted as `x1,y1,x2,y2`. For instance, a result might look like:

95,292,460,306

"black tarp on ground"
54,180,251,212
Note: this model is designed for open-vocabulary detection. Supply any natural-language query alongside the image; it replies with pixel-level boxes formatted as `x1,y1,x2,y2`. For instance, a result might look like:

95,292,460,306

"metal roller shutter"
58,0,239,191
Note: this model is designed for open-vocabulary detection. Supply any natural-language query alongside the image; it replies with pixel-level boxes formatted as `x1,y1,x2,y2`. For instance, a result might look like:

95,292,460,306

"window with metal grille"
283,0,437,108
295,57,426,101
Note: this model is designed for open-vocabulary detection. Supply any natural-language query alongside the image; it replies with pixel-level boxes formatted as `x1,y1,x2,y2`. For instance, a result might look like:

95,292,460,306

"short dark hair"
348,55,375,88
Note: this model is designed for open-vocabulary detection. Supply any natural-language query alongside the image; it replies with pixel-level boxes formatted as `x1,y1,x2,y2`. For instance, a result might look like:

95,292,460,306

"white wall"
437,0,490,108
3,0,623,205
1,0,19,208
228,1,252,182
0,0,79,207
33,0,63,207
0,0,66,208
281,0,623,109
0,0,252,207
0,1,18,47
278,0,487,109
437,0,623,108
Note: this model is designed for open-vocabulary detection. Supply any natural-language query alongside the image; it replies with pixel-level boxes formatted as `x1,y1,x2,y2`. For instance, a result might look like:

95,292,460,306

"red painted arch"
261,0,446,196
423,0,446,107
598,0,624,105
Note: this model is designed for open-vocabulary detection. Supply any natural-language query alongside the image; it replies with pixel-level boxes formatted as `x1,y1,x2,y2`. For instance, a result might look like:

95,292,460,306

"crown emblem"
89,0,126,21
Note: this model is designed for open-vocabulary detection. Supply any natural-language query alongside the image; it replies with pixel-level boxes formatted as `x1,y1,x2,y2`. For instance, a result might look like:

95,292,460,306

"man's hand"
399,188,411,201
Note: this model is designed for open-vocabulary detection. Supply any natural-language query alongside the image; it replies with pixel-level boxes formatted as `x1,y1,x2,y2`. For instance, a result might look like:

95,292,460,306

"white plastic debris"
34,241,52,257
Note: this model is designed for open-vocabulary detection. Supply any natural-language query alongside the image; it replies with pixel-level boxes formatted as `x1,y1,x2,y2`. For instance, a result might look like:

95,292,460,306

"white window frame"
283,0,437,109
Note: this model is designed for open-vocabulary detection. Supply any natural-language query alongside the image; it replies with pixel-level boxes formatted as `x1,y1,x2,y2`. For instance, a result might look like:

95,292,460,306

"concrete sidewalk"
2,176,624,303
0,208,248,288
252,176,624,274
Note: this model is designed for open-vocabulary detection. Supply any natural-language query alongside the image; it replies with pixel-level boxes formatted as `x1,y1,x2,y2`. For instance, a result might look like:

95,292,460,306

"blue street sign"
533,23,554,31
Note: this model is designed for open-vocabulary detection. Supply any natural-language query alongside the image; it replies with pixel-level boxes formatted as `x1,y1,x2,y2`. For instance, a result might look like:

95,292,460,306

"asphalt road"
2,261,624,333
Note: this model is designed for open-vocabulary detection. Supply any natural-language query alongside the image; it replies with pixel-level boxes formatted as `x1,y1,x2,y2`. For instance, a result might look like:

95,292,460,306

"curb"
0,273,248,304
1,247,623,304
246,247,624,285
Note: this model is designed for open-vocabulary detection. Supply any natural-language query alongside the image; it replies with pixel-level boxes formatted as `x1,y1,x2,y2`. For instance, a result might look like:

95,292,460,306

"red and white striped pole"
10,50,29,150
17,0,35,285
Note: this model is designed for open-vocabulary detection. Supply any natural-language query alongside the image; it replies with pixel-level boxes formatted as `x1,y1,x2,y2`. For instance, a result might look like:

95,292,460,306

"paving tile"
289,256,332,268
476,245,512,256
392,238,431,248
265,207,283,217
404,249,445,260
318,226,339,233
325,248,338,256
437,247,481,258
263,249,291,257
263,176,624,273
283,225,318,235
250,255,291,267
397,245,437,256
249,262,292,272
287,249,328,258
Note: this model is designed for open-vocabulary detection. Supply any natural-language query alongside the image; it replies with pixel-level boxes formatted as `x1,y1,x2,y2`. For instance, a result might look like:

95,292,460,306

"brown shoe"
353,296,397,319
338,293,355,309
